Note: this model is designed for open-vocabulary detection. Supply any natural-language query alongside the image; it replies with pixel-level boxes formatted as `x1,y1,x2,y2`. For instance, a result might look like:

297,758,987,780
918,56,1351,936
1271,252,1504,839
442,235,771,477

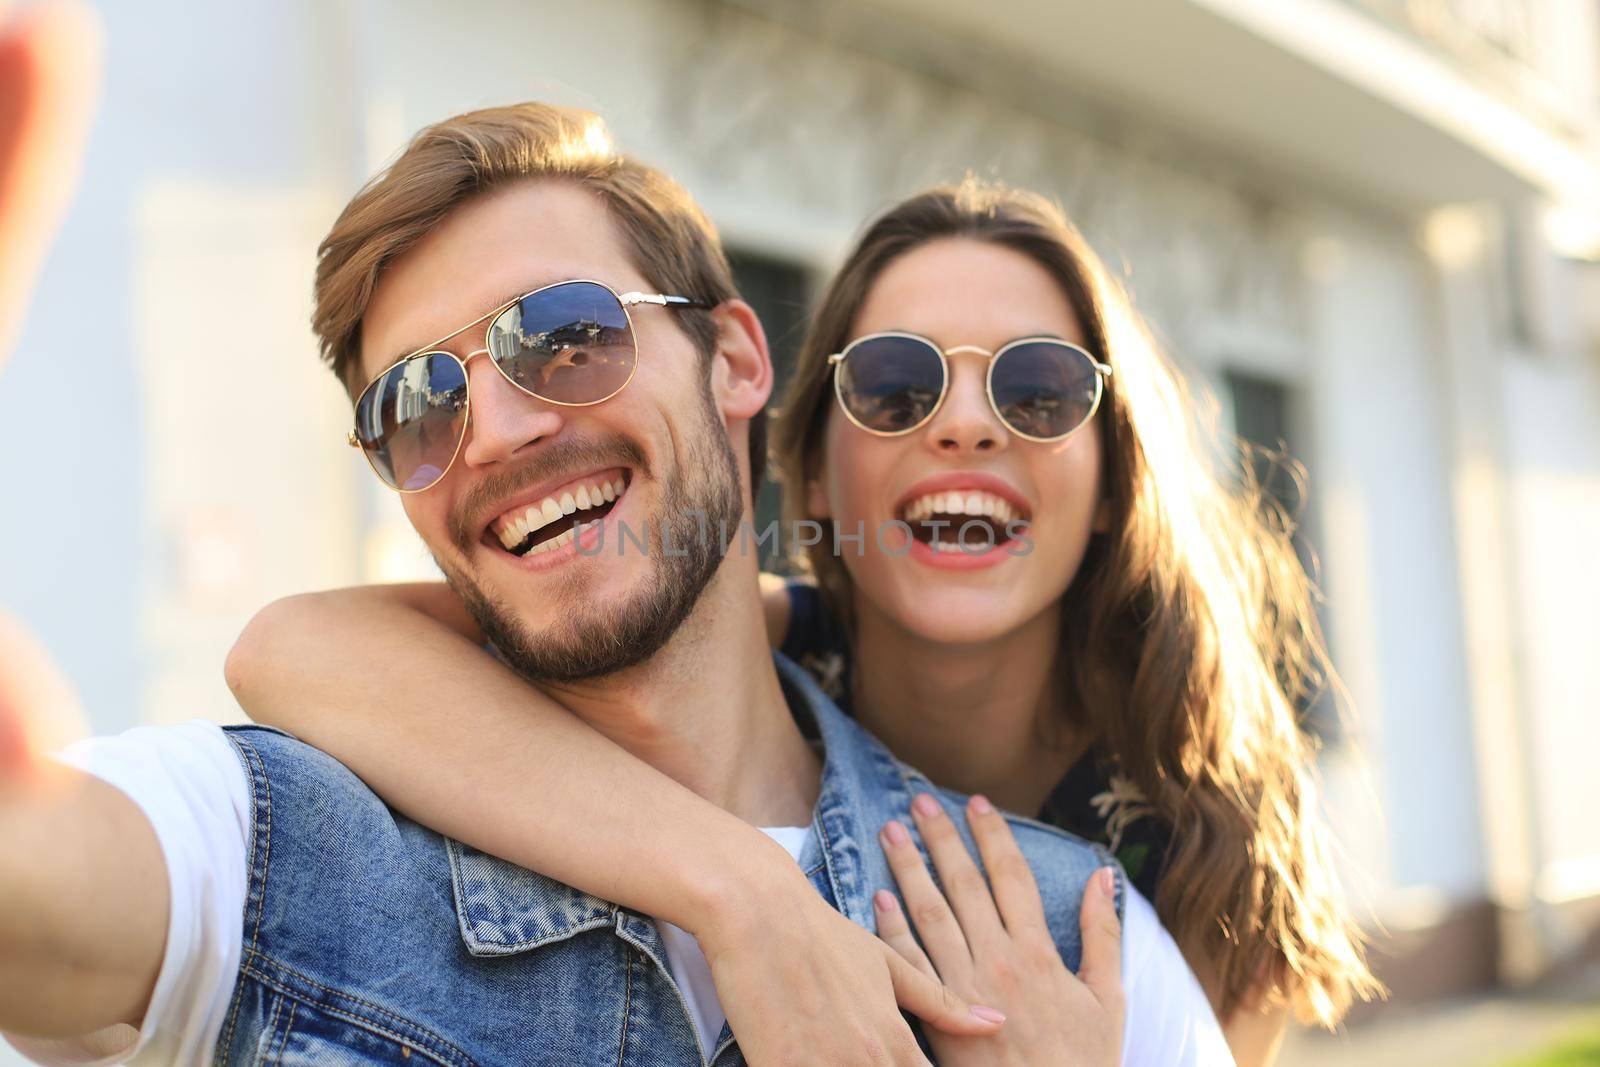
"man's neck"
536,556,820,828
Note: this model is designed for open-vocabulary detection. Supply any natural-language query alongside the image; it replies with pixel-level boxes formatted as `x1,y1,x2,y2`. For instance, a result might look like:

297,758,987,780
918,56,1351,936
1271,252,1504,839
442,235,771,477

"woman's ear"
708,299,772,422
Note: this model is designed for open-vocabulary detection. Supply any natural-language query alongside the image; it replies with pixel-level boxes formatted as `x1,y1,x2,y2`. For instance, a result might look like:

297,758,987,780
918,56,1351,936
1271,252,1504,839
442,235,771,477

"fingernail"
970,794,994,815
1098,866,1116,899
883,820,910,846
913,793,943,819
874,889,899,913
970,1005,1006,1025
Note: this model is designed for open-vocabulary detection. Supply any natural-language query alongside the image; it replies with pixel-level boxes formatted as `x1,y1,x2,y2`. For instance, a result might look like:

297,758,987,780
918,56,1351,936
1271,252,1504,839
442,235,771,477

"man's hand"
0,0,100,362
0,610,86,775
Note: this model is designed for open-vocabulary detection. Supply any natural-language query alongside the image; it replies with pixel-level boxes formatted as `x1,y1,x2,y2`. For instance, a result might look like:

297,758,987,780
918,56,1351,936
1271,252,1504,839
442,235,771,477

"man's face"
358,181,746,682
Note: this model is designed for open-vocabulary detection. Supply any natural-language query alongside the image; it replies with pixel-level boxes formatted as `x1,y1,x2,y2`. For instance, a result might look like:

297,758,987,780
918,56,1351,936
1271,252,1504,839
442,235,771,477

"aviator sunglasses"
829,331,1113,441
349,279,711,492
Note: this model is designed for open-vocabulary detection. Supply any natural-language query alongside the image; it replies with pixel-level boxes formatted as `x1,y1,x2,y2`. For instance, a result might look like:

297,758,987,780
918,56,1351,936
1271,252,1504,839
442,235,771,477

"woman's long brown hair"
773,179,1381,1026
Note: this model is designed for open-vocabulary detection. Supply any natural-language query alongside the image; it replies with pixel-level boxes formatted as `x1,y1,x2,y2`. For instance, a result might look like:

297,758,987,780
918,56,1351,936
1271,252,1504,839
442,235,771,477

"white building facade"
4,0,1598,1024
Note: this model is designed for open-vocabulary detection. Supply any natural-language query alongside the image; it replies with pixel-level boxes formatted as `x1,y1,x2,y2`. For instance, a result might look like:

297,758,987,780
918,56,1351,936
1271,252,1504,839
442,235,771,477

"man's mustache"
449,433,651,554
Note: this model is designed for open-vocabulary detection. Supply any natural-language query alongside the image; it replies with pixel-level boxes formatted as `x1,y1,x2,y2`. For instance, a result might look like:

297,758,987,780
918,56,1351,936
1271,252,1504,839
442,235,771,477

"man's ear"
708,299,772,423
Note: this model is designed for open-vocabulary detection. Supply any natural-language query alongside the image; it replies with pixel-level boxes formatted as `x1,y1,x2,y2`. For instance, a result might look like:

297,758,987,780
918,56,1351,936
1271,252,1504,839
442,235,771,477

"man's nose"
923,357,1006,456
458,351,565,469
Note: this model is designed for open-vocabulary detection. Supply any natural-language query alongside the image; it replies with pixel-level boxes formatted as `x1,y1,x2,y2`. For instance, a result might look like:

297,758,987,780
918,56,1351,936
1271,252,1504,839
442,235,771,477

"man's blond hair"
312,102,764,483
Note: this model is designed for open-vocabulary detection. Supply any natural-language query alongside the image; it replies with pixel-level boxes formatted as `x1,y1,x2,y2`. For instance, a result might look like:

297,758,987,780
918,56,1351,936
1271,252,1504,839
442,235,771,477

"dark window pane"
728,248,812,566
1223,369,1339,742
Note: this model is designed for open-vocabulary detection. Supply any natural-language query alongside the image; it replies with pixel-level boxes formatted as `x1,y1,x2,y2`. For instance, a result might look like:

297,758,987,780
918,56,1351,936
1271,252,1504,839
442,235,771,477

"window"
727,248,813,565
1223,368,1339,740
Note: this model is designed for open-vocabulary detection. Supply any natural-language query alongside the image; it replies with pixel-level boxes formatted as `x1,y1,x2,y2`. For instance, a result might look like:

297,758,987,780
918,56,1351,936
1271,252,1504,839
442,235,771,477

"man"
0,102,1230,1065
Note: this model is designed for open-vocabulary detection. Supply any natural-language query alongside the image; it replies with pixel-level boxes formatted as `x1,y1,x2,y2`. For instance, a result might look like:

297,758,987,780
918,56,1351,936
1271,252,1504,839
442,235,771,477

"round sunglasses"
829,331,1112,442
348,279,711,493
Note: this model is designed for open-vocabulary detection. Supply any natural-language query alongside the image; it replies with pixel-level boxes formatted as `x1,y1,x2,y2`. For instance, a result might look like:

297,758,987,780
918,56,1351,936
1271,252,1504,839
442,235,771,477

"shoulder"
222,723,370,791
55,718,252,827
1038,748,1173,904
219,725,401,839
929,780,1119,897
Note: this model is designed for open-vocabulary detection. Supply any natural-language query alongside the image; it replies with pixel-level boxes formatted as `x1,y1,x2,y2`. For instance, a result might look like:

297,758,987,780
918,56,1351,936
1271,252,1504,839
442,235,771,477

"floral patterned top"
779,578,1172,903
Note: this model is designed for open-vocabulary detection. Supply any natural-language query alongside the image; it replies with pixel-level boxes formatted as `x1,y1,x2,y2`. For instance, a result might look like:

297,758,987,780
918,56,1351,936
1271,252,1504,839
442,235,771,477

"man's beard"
435,385,745,684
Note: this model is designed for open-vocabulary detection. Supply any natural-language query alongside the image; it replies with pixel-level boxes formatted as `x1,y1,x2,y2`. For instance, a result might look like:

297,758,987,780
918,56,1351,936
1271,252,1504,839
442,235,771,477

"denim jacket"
213,652,1122,1066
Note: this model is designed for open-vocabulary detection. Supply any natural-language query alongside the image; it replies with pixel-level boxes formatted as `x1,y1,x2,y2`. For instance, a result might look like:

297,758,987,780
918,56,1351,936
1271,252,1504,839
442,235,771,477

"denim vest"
213,653,1122,1066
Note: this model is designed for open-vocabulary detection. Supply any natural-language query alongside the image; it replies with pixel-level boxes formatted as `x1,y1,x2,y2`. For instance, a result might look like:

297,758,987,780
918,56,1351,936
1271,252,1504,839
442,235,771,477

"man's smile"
487,467,632,558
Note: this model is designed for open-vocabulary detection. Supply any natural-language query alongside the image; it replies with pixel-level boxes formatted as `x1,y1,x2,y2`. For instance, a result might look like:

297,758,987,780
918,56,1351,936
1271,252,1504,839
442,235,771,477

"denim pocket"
253,996,453,1066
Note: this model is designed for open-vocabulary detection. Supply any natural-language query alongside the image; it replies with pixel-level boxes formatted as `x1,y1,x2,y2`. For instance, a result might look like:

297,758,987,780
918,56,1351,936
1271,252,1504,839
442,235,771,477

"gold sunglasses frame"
347,278,711,494
827,331,1113,443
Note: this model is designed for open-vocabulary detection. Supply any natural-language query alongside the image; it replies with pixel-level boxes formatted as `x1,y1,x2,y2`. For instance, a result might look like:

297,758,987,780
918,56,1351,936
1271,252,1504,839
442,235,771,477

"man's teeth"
901,490,1019,525
523,525,580,556
494,476,624,550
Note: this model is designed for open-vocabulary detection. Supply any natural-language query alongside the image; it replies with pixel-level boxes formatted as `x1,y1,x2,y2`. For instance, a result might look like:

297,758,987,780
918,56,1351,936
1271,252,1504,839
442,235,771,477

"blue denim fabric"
213,652,1121,1066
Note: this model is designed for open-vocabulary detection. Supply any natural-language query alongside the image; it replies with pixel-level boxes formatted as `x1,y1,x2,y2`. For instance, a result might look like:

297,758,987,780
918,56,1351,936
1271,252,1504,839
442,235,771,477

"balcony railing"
1340,0,1590,129
1353,0,1534,65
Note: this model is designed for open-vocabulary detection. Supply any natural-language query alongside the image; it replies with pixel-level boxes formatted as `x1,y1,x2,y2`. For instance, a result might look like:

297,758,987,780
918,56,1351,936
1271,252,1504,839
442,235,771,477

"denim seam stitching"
233,735,275,953
447,837,618,952
269,997,297,1064
614,948,634,1067
239,958,472,1067
465,913,619,955
253,992,282,1067
443,839,476,947
811,811,849,923
1089,841,1127,921
219,733,273,1058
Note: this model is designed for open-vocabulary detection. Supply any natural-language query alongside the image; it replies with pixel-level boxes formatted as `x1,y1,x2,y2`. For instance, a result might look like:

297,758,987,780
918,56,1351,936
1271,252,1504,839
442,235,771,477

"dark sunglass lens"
990,342,1100,439
354,353,469,491
836,336,945,433
487,281,635,405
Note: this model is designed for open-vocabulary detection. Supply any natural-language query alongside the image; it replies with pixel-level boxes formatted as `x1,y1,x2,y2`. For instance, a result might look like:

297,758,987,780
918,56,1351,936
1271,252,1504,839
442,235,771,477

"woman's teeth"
493,475,625,552
901,490,1019,525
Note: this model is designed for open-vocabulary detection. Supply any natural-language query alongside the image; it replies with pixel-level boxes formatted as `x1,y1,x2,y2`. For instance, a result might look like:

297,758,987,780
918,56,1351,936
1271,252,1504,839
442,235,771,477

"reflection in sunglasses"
835,333,1109,441
352,279,710,492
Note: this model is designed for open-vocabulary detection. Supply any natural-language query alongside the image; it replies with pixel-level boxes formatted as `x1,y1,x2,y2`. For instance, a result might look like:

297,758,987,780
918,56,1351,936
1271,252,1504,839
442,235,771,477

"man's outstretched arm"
0,0,138,1037
0,759,168,1037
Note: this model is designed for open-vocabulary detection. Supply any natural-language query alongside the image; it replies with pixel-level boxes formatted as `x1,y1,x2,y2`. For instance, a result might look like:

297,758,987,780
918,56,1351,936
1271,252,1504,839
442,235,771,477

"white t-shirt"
659,826,813,1057
4,722,1233,1066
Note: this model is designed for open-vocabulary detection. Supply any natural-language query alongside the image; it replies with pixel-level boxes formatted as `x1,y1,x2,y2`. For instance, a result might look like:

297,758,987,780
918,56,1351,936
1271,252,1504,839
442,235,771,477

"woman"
228,179,1377,1065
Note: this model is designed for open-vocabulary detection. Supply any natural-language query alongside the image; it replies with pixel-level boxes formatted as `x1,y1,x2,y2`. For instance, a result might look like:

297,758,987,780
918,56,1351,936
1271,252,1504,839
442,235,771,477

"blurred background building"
3,0,1598,1053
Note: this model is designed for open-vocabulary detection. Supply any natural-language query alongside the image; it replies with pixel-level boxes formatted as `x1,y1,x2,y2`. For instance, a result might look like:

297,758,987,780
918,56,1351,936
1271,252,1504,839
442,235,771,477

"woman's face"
809,238,1107,645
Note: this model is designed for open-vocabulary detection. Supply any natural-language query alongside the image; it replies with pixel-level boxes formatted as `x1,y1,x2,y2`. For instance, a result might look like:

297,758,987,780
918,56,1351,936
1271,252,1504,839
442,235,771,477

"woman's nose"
923,356,1005,456
458,351,565,469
